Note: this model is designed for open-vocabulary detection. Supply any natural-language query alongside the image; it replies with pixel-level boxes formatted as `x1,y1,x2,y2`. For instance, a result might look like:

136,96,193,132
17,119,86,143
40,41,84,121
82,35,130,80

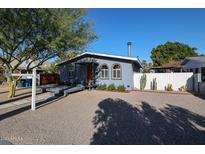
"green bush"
166,84,173,91
107,83,116,91
179,85,187,92
117,85,126,91
97,84,107,90
140,74,147,90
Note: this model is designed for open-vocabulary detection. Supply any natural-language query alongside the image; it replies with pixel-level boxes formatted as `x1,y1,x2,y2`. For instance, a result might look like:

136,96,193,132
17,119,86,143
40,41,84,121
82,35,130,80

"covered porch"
74,57,99,89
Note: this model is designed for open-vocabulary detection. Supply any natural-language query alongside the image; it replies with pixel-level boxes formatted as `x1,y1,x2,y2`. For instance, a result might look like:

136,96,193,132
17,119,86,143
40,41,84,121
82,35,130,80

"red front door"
87,64,93,81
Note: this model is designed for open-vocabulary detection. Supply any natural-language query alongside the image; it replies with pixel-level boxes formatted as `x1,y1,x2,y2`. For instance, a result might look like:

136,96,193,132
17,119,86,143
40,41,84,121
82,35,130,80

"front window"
100,64,109,79
112,64,121,79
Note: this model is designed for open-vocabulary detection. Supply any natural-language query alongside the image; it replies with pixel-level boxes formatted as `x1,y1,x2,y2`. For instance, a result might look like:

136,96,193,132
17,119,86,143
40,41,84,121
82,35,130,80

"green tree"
141,60,147,68
44,63,59,74
141,60,153,73
0,9,97,98
151,41,197,66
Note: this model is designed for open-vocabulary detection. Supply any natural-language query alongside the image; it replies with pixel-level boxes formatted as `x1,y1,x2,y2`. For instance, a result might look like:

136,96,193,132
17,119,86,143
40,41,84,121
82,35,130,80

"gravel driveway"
0,90,205,145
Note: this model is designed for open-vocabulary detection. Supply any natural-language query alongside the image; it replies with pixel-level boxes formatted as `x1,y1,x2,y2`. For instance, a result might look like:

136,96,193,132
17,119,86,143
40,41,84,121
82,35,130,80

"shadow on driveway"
91,98,205,145
0,95,65,121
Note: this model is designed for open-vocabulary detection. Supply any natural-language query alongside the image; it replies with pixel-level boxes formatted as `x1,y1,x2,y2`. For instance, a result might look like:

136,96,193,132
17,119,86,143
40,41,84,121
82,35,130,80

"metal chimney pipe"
127,42,131,57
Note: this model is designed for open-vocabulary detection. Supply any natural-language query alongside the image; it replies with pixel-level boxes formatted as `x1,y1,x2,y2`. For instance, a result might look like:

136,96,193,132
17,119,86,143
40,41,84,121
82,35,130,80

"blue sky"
86,9,205,62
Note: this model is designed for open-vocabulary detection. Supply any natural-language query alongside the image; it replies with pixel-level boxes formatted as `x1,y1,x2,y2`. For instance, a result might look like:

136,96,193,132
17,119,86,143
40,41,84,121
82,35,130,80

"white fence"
134,72,194,91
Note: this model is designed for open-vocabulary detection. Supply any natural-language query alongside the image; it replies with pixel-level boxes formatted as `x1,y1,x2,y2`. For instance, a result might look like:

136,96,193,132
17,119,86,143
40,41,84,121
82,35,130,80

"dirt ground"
0,90,205,145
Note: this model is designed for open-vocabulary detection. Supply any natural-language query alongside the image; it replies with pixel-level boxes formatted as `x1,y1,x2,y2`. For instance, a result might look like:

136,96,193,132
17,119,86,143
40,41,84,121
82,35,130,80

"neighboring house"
1,59,46,86
182,56,205,95
1,59,59,86
151,60,184,73
57,52,142,90
12,60,44,86
10,59,43,74
182,56,205,82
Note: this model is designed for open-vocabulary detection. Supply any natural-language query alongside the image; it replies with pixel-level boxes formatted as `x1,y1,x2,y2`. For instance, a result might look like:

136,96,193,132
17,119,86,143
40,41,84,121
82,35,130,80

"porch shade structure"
74,57,98,88
75,57,98,65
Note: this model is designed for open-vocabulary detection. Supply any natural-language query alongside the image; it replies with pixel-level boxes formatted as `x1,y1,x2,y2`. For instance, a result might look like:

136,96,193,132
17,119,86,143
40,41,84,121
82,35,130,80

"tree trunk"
7,76,17,98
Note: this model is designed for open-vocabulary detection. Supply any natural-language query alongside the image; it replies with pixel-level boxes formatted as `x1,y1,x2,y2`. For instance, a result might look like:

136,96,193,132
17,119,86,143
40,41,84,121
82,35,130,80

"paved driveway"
0,90,205,144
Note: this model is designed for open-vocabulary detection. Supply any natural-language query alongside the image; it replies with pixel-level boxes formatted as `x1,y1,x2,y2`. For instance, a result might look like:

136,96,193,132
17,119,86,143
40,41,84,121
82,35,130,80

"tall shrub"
151,78,157,90
140,74,147,90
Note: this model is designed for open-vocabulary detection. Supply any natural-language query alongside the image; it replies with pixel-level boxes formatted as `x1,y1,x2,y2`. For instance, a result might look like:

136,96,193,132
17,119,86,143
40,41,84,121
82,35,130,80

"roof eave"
57,52,142,67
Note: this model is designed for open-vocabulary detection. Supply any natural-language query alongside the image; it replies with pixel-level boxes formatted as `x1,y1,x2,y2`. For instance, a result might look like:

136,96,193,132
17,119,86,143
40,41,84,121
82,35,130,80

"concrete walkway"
0,92,53,110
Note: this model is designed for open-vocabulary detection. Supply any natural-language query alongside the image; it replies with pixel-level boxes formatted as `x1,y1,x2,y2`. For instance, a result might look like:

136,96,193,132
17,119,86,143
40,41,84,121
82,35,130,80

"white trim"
31,69,37,111
57,52,142,67
11,73,33,77
84,52,140,62
100,64,109,80
112,63,122,80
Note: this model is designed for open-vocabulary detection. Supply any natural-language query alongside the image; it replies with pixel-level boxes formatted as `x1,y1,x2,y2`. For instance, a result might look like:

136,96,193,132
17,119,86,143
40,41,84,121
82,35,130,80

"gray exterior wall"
199,82,205,95
59,56,141,90
95,58,138,90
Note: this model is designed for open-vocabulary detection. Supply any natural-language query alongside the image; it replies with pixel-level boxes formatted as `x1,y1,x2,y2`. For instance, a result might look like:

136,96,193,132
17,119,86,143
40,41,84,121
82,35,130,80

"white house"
182,56,205,82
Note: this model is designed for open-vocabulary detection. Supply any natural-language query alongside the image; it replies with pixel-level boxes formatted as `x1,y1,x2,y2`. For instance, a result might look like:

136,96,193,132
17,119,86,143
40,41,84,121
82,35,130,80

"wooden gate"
40,73,60,85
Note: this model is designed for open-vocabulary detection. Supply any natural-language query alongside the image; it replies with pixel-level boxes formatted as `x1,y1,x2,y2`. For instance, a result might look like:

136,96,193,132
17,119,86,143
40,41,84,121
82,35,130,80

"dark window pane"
113,70,116,78
195,68,198,73
113,64,120,69
202,67,205,82
102,71,104,78
101,65,108,69
105,70,108,78
117,70,120,78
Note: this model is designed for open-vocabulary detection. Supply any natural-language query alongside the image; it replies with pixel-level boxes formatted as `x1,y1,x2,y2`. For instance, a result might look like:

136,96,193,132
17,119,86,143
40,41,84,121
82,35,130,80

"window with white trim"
101,64,109,79
112,64,121,79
